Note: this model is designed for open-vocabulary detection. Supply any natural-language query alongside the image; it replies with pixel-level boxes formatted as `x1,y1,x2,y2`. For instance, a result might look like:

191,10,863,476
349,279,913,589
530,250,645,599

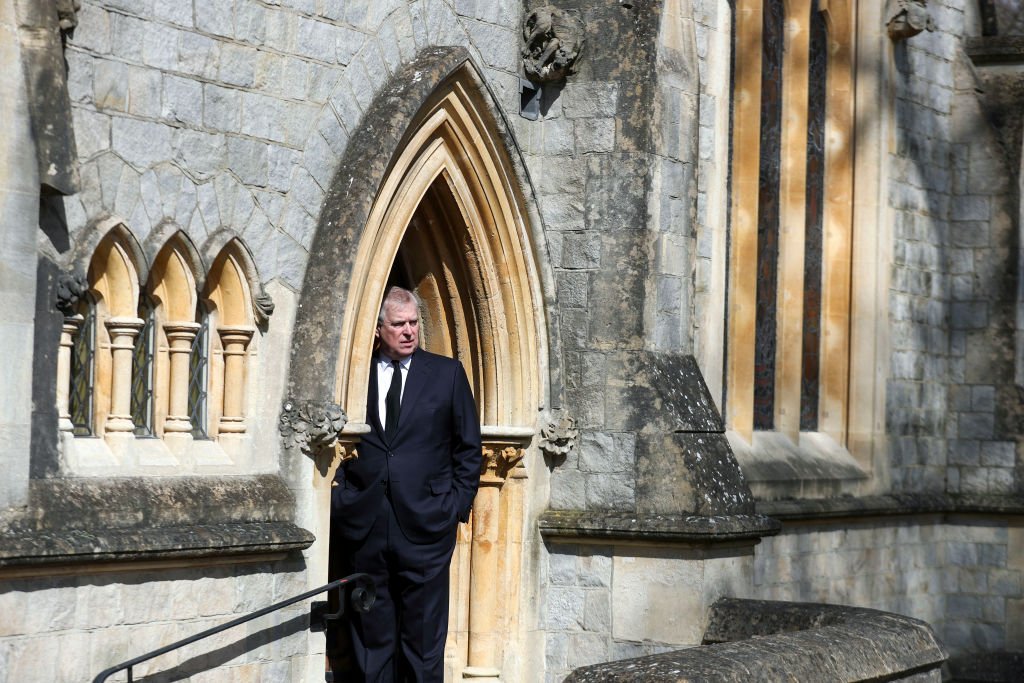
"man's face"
376,301,419,360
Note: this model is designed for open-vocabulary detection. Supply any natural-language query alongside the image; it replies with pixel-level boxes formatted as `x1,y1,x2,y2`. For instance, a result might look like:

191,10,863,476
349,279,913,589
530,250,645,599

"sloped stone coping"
756,493,1024,521
565,598,947,682
965,36,1024,65
539,510,781,544
0,475,314,568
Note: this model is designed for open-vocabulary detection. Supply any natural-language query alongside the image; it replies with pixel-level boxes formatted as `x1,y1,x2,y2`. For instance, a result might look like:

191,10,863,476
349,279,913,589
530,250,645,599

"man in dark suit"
332,286,481,682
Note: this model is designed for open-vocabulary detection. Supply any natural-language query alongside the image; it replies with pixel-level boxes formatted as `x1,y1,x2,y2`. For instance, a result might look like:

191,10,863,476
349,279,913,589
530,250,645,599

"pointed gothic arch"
289,49,552,682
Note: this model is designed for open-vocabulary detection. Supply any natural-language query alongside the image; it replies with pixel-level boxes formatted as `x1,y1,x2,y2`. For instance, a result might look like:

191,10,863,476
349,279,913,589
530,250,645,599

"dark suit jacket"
331,348,482,544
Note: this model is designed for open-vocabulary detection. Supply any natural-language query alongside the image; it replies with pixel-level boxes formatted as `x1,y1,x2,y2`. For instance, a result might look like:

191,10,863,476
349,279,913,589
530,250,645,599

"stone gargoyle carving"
539,415,579,459
886,0,935,40
55,271,89,314
521,5,585,83
279,398,347,456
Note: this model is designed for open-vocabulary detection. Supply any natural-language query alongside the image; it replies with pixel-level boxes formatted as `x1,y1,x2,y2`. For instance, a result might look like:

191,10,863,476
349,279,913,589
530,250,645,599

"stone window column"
104,317,144,433
217,326,254,434
57,314,83,433
163,322,200,433
464,440,525,682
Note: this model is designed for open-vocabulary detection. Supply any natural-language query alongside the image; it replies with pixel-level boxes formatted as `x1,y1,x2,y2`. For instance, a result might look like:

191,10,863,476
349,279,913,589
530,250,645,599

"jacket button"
387,451,394,457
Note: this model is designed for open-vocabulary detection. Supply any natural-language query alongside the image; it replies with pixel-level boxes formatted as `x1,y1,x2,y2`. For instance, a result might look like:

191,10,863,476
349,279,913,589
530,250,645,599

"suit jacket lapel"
395,349,432,440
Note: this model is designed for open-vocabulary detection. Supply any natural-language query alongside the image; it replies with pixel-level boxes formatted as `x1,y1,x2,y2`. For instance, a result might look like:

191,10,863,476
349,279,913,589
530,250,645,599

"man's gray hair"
377,286,421,324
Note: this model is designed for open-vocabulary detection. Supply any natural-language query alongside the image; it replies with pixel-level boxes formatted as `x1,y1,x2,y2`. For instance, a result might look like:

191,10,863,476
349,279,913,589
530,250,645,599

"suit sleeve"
450,362,482,522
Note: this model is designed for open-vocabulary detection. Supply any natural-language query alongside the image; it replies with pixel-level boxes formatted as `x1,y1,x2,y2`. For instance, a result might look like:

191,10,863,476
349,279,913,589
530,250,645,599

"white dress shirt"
377,354,412,428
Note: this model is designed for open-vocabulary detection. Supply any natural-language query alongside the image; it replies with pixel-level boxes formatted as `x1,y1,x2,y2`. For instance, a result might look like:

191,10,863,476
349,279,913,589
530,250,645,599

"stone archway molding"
288,47,553,681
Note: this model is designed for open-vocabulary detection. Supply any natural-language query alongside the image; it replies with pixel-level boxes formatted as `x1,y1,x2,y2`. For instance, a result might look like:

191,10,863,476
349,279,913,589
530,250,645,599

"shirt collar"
378,352,413,370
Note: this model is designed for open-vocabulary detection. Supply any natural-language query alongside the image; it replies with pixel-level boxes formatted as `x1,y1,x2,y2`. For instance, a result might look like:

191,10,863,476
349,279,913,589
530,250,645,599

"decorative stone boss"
521,5,585,82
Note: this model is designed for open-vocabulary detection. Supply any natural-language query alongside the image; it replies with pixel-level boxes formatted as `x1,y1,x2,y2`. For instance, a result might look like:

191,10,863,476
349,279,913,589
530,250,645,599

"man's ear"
374,324,381,340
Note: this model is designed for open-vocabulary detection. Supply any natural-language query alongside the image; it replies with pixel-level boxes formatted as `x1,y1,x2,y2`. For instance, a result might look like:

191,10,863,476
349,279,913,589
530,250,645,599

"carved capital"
279,398,348,456
482,443,526,481
539,415,579,459
56,271,89,314
522,5,585,83
887,0,935,41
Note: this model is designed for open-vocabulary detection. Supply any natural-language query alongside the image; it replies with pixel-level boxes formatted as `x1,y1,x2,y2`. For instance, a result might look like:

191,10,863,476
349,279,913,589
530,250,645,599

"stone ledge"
0,521,314,567
565,598,947,682
755,493,1024,521
539,510,781,544
965,36,1024,65
0,475,314,567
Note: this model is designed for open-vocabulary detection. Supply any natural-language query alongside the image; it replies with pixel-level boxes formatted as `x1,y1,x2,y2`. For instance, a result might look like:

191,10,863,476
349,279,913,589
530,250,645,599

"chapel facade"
1,0,1022,681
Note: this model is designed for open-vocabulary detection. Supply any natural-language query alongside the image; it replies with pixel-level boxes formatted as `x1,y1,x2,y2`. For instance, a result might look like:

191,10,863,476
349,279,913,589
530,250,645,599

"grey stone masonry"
62,0,525,292
536,0,756,524
887,0,1022,496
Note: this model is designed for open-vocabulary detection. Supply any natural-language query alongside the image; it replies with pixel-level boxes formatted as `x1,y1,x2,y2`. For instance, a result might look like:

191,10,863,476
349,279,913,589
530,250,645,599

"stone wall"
887,0,1023,496
752,518,1024,654
0,561,314,682
542,541,753,683
0,0,40,510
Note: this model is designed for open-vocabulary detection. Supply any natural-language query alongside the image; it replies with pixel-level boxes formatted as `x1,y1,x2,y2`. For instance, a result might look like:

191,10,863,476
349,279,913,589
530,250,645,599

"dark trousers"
337,494,456,683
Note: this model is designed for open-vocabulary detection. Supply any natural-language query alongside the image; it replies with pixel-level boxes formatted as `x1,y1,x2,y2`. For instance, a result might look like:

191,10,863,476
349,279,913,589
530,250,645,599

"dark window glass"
69,298,96,437
188,308,210,439
753,0,785,430
800,0,827,431
131,297,156,436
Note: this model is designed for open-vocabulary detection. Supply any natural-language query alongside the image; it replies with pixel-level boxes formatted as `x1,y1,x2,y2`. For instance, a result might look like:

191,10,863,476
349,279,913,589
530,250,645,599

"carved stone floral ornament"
539,415,579,458
279,399,347,456
887,0,935,41
521,5,585,82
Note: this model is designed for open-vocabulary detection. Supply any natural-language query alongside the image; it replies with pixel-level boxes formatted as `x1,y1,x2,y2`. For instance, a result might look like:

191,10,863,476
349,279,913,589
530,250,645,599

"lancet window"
59,226,263,472
727,0,855,445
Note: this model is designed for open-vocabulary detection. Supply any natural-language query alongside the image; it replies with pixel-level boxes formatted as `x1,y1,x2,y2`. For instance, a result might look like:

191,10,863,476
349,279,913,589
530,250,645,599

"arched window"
148,234,202,440
84,228,145,438
60,226,267,472
204,242,257,438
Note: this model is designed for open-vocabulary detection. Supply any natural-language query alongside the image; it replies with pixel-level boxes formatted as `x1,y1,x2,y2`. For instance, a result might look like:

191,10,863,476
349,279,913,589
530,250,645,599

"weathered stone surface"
539,510,780,544
757,492,1024,520
566,599,947,682
0,475,313,567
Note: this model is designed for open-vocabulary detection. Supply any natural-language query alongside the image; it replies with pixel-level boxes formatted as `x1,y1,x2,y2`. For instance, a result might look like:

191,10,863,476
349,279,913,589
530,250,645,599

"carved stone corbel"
55,271,88,314
886,0,935,41
253,289,275,327
279,398,347,456
539,415,579,460
521,5,585,82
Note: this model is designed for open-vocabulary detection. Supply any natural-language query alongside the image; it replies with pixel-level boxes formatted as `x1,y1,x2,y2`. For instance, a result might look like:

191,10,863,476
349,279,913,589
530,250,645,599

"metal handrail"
92,572,375,683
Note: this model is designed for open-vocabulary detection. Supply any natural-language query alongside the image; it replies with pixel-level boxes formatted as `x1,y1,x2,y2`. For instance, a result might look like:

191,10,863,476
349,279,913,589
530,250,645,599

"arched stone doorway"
289,49,549,682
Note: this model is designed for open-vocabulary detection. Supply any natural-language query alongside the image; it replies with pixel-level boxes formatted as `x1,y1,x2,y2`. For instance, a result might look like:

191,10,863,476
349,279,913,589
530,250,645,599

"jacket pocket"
429,477,452,495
